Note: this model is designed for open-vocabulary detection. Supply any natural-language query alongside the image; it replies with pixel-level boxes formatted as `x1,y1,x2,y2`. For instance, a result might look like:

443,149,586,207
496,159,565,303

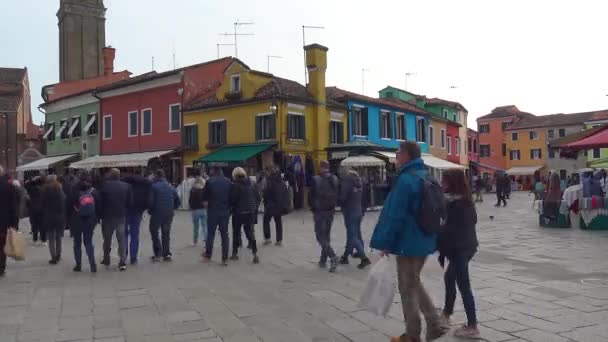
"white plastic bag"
358,256,397,316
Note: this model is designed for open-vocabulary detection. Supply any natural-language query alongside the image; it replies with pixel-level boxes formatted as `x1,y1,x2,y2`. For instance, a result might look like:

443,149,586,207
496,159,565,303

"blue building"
327,87,430,153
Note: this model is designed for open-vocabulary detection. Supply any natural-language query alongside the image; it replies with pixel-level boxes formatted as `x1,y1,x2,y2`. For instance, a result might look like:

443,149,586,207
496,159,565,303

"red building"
446,122,460,164
467,128,479,164
93,57,234,182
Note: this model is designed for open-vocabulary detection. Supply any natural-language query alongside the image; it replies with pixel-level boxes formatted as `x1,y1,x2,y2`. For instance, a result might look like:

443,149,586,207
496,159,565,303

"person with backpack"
148,169,180,262
308,160,340,273
263,167,288,246
338,168,371,269
25,176,46,246
437,169,479,339
202,167,232,265
370,141,447,342
123,171,152,265
70,170,100,273
229,167,261,263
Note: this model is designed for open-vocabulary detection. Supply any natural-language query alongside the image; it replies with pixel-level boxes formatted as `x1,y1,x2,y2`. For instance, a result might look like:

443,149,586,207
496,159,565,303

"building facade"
428,117,448,160
467,128,479,164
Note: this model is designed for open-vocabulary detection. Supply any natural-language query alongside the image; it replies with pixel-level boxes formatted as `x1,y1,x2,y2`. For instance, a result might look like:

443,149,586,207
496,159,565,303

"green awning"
197,143,274,163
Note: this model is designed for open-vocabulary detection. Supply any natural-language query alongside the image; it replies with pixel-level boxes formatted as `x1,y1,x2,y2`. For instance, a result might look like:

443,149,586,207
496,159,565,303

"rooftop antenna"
362,68,370,95
217,43,235,59
405,72,417,91
151,56,155,71
267,55,283,73
172,53,176,70
302,25,325,85
220,20,254,58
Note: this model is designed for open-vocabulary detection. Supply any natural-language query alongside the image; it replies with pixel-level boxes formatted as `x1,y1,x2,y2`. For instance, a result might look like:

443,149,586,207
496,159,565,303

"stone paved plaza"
1,192,608,342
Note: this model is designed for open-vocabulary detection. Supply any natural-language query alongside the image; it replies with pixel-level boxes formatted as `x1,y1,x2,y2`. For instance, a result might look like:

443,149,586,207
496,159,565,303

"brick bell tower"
57,0,106,81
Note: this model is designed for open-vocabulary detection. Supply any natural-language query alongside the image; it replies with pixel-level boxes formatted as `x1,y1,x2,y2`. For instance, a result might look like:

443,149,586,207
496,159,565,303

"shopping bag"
358,256,397,316
4,228,26,261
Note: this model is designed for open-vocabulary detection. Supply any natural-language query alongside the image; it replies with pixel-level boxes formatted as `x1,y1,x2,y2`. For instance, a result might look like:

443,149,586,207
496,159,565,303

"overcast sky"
2,0,607,127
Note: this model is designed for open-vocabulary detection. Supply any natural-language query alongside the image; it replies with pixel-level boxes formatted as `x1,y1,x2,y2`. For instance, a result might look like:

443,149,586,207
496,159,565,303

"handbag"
4,228,26,261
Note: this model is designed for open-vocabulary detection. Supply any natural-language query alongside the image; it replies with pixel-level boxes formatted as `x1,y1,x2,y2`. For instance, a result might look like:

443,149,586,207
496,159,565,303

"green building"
40,91,100,169
379,86,461,122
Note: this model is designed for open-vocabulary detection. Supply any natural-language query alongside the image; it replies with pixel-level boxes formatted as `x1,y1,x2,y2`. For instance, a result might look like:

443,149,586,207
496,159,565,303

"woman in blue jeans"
70,171,100,273
189,177,207,245
438,169,479,338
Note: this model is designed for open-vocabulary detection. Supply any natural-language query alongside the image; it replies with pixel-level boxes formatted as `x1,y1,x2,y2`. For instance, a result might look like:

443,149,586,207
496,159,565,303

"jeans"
496,192,507,206
263,213,283,242
125,212,142,262
149,214,173,258
443,251,477,326
102,217,126,264
47,226,63,261
342,212,365,258
205,214,229,261
396,256,442,339
232,213,257,255
192,209,207,243
72,218,96,268
314,210,336,263
30,214,46,242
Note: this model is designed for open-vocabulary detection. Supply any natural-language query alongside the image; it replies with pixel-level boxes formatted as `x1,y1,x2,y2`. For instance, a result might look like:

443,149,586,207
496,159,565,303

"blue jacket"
203,175,232,217
149,178,180,218
370,158,437,257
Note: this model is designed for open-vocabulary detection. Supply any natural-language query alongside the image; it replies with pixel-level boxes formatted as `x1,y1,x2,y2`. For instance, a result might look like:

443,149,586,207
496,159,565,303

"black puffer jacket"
230,176,260,215
263,172,286,216
437,195,478,257
41,183,66,230
339,171,364,215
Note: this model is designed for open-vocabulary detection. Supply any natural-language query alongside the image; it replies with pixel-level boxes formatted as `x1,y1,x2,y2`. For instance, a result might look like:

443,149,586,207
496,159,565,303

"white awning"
67,118,80,136
55,121,68,138
16,154,76,172
42,125,54,139
373,151,396,163
421,154,465,170
505,165,543,175
70,150,174,169
83,115,96,132
340,155,385,167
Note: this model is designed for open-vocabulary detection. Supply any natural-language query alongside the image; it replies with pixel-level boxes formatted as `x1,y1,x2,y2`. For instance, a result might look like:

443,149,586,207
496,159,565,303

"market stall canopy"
197,143,274,164
373,151,396,163
505,165,543,175
340,155,384,167
421,154,464,170
562,125,608,151
16,154,77,172
70,150,173,169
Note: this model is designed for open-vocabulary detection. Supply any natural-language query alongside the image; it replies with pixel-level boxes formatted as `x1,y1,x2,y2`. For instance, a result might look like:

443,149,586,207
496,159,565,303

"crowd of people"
1,140,482,341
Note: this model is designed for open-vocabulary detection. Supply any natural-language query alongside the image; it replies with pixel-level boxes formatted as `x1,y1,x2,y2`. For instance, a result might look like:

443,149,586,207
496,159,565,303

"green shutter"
339,122,344,143
270,114,276,139
255,116,261,140
208,122,213,145
300,116,306,140
362,108,368,135
221,121,227,144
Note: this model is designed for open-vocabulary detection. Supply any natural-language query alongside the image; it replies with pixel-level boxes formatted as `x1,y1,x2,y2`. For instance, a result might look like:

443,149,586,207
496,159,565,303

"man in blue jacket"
202,167,232,265
148,169,180,262
370,142,446,342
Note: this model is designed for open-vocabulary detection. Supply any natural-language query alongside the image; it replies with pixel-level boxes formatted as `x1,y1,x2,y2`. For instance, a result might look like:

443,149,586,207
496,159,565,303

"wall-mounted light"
177,88,184,96
270,99,278,112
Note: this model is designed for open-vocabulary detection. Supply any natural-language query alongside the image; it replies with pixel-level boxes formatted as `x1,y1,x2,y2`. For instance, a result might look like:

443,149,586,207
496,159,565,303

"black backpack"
412,172,447,235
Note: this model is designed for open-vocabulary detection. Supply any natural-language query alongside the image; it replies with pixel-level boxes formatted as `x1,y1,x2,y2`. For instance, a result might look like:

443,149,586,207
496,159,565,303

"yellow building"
427,117,448,160
504,127,546,171
182,44,347,176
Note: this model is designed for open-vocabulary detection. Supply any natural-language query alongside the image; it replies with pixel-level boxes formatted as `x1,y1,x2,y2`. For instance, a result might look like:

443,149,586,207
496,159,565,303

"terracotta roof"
0,94,21,112
326,86,430,116
0,67,26,83
505,109,608,131
549,125,606,147
477,105,533,120
41,70,131,103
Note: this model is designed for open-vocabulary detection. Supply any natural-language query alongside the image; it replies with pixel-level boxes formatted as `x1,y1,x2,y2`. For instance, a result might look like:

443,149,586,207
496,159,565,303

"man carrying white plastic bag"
368,142,447,342
358,256,397,317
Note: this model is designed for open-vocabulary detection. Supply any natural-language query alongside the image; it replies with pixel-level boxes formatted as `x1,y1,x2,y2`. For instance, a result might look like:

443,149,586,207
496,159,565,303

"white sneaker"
454,325,480,339
42,242,48,247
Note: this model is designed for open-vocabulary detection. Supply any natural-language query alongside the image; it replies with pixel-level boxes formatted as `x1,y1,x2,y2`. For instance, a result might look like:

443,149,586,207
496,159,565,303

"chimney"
304,43,328,103
102,47,116,76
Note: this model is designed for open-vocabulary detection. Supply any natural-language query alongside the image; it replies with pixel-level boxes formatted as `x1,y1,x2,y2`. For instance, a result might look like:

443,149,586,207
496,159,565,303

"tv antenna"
220,20,254,58
405,72,417,90
267,55,283,73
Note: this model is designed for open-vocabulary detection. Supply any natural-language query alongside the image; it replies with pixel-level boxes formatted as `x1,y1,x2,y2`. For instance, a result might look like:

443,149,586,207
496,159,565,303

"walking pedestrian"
229,167,260,263
262,167,288,246
309,160,339,273
338,168,371,269
148,169,180,262
123,171,152,265
189,176,207,246
41,175,66,265
495,173,508,207
370,142,447,342
437,169,480,338
202,167,232,265
25,176,46,246
474,175,483,202
70,170,100,273
99,168,132,271
12,180,29,231
0,165,19,276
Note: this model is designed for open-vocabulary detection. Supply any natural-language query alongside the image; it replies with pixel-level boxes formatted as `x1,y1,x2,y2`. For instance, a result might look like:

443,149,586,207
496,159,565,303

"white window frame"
168,103,181,132
257,112,274,141
428,126,434,147
84,112,98,135
443,108,449,118
380,110,391,140
530,130,539,141
440,129,446,148
103,115,112,140
455,112,460,123
511,150,520,160
209,119,226,145
141,108,152,136
512,132,519,141
67,117,80,137
416,117,426,143
43,123,54,140
56,118,68,139
455,137,460,156
531,149,541,160
480,144,490,158
128,110,138,137
447,136,452,155
230,75,241,92
395,112,405,141
287,111,305,141
479,124,490,134
351,105,367,137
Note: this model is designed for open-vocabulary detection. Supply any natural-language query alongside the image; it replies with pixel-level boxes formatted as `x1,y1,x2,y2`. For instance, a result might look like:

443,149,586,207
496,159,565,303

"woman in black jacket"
25,176,46,245
438,169,479,339
41,175,66,264
70,170,100,272
229,167,260,264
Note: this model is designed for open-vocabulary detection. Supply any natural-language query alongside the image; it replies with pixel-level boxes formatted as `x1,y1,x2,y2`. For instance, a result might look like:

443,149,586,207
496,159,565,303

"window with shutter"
502,143,507,156
256,114,275,140
209,120,226,146
287,114,305,140
330,121,344,144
